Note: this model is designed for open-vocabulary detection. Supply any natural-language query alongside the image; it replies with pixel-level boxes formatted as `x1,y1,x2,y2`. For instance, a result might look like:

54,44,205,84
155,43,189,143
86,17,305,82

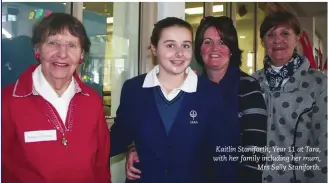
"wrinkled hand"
126,147,141,180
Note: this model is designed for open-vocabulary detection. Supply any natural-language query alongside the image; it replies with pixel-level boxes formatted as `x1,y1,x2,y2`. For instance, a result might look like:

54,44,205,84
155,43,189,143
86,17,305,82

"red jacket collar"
13,64,90,97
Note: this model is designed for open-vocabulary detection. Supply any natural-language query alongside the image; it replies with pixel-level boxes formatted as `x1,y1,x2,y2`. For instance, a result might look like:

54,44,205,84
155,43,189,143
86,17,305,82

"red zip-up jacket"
1,64,111,183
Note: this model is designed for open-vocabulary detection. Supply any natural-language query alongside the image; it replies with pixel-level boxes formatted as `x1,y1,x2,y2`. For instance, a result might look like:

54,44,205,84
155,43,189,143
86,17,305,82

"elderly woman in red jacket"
1,13,111,183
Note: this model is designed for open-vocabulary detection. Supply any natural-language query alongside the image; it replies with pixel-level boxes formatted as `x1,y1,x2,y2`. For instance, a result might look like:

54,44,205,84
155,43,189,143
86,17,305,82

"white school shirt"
142,65,198,101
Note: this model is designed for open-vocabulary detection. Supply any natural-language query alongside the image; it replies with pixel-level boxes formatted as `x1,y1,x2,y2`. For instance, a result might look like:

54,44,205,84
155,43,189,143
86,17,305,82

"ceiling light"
107,17,113,24
239,36,246,38
83,7,86,9
212,5,224,13
185,7,203,15
185,5,223,15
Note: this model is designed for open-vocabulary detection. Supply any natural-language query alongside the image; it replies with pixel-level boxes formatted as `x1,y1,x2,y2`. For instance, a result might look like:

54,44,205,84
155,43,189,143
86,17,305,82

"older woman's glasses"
263,31,296,43
45,41,81,52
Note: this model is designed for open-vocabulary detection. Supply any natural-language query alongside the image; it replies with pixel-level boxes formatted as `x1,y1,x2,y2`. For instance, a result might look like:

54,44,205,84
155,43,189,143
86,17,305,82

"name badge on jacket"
24,130,57,143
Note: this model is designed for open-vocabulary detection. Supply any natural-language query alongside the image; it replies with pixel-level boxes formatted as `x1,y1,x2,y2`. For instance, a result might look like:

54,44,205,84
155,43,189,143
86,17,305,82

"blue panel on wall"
2,36,37,88
1,2,66,88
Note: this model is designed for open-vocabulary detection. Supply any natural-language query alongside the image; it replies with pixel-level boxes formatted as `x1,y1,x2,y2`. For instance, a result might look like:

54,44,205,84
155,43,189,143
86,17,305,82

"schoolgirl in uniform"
110,17,240,183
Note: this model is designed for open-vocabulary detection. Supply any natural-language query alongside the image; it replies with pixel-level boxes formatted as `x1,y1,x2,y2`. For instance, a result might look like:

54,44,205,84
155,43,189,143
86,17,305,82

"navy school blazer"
110,74,240,183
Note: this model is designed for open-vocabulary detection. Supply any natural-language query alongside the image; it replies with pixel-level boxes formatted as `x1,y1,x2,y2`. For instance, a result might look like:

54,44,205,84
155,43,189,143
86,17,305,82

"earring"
79,58,83,64
35,53,40,60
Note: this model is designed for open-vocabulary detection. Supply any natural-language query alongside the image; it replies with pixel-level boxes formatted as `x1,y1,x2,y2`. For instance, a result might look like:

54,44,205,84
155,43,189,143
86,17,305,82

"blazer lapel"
136,87,168,141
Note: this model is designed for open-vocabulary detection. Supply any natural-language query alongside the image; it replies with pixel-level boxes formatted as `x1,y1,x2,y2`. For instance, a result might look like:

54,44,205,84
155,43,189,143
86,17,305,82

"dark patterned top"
238,71,268,183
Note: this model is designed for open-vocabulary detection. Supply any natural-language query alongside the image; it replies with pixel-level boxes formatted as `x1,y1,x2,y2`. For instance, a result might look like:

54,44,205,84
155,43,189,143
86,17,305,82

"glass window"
185,2,204,75
81,2,140,118
212,2,228,17
234,2,255,75
185,2,204,37
257,3,266,71
1,2,69,88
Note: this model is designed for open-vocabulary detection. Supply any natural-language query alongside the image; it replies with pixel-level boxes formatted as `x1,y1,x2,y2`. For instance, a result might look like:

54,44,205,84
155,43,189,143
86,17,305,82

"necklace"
62,136,68,146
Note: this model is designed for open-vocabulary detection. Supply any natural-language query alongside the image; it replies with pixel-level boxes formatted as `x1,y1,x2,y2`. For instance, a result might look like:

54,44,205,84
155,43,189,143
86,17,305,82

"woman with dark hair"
253,11,327,183
194,16,267,183
110,16,240,183
124,16,266,183
1,13,111,182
